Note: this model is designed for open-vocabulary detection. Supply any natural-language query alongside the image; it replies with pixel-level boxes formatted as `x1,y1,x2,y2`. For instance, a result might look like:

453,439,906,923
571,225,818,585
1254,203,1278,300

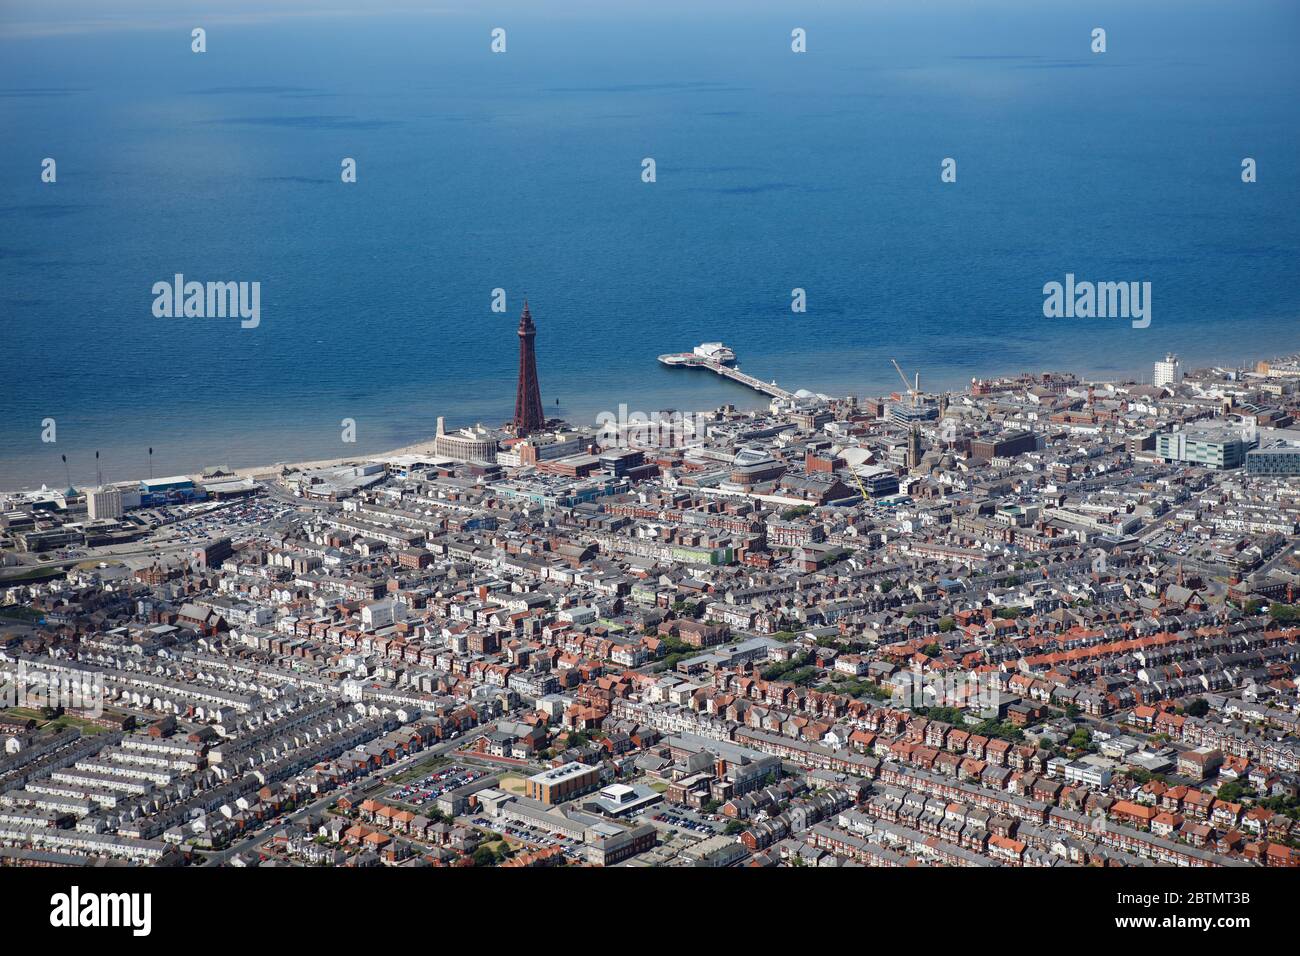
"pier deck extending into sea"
658,346,793,401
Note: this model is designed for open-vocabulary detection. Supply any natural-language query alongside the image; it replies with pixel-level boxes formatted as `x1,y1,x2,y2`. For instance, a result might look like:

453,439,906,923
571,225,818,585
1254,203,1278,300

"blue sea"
2,0,1299,489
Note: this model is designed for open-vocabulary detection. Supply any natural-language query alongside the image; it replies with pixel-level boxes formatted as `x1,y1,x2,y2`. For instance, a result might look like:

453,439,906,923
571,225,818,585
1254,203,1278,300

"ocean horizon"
3,0,1299,490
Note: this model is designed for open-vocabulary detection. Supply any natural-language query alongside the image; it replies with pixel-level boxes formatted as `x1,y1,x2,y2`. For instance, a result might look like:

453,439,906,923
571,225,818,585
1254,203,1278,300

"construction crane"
891,358,921,406
892,358,925,471
848,462,871,503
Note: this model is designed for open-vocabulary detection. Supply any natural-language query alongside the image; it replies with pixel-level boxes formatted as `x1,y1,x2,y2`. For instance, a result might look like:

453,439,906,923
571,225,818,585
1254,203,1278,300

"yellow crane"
849,461,871,503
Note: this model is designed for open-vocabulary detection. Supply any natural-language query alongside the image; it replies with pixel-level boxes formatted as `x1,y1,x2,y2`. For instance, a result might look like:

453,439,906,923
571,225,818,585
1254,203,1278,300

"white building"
434,417,499,463
87,486,124,521
1153,353,1182,387
361,597,407,630
693,342,736,364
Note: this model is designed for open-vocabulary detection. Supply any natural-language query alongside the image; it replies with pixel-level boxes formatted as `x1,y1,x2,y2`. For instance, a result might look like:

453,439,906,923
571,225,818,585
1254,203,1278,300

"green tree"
783,666,818,687
1269,603,1299,622
671,600,703,619
762,652,811,682
1218,780,1249,802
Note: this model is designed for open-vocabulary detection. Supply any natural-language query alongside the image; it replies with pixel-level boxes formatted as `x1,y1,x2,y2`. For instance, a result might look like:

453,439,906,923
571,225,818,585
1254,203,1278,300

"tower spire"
514,300,544,434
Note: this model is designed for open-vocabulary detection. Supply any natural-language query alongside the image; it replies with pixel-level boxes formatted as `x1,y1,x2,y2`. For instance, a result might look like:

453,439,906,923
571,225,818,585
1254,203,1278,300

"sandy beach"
227,434,447,481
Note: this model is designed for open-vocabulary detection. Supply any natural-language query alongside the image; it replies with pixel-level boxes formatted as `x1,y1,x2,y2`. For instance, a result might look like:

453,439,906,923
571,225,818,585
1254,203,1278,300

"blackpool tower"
513,300,544,435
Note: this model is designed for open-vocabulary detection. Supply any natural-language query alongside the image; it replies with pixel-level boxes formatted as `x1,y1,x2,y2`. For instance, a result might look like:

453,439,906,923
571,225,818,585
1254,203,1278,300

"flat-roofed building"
1153,353,1182,387
1157,422,1252,470
587,782,662,817
524,762,601,805
1246,443,1300,476
87,486,123,521
584,819,657,865
971,430,1037,460
193,537,233,569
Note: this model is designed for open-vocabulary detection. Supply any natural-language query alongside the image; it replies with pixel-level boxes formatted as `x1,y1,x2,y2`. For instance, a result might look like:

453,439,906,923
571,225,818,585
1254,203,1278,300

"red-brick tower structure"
513,300,544,435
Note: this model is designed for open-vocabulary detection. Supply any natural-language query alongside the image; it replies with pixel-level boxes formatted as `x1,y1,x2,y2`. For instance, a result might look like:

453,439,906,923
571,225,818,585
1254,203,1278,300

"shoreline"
0,433,452,499
226,433,448,481
5,346,1296,498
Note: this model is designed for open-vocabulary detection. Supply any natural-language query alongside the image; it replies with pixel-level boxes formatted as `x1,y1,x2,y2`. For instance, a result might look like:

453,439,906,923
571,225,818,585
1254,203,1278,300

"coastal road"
0,537,200,581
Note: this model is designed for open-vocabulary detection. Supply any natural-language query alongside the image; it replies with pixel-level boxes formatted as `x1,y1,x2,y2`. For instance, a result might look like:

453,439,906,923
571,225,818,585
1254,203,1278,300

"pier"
658,344,794,401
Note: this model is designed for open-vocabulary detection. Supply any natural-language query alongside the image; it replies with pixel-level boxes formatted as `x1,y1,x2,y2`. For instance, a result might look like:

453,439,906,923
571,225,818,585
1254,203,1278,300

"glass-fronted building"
1156,426,1249,470
1246,445,1300,476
